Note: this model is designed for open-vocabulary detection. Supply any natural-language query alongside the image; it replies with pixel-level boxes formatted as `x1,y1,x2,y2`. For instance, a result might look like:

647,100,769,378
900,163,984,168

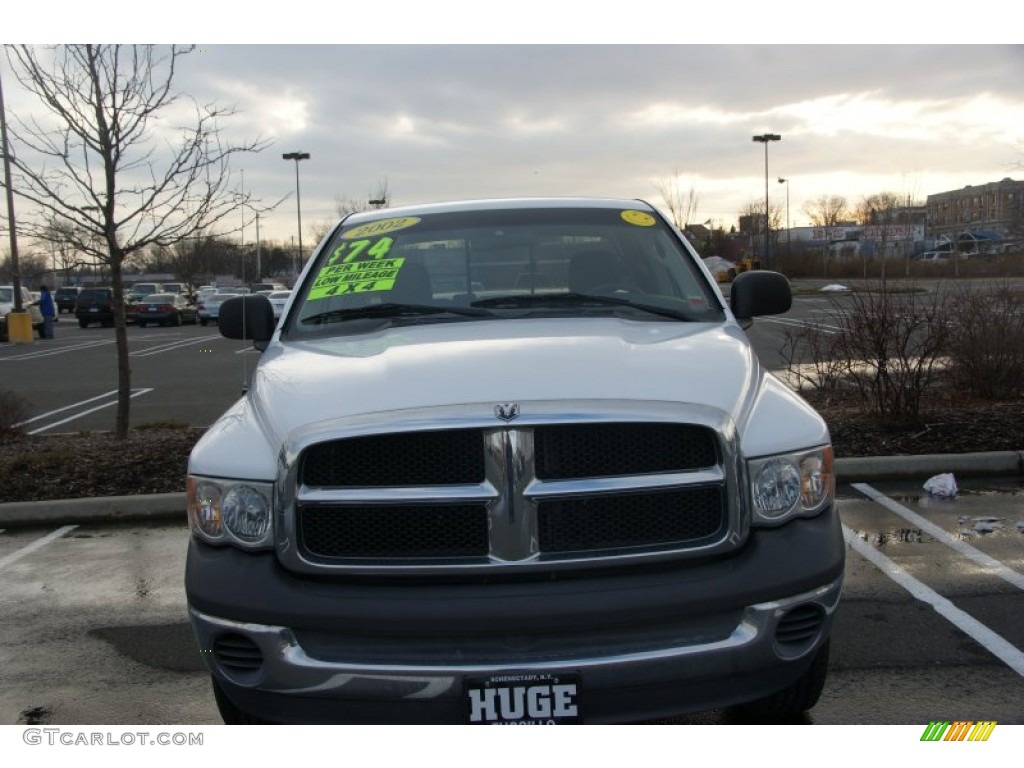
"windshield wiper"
301,302,496,325
471,292,699,321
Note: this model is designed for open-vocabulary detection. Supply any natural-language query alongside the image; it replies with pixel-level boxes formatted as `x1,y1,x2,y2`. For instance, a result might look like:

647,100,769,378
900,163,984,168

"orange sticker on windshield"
621,210,656,227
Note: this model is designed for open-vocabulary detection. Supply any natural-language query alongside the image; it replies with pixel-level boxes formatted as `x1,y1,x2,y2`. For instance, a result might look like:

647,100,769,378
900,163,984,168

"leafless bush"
944,281,1024,400
833,284,950,422
0,391,31,436
780,284,950,423
780,321,848,394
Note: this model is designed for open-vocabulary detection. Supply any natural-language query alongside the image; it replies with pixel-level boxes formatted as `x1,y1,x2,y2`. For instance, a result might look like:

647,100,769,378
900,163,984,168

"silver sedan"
197,293,241,326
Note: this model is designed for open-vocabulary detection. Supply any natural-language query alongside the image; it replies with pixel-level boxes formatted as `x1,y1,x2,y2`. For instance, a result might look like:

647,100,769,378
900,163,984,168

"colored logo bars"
920,721,997,742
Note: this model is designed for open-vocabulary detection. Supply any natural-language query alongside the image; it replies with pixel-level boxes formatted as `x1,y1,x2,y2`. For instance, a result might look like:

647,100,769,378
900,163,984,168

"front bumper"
186,508,845,723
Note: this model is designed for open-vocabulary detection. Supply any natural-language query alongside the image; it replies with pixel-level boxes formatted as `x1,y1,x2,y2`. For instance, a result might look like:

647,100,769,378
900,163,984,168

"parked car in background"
198,292,241,326
74,287,117,327
55,286,82,314
252,282,288,296
162,282,188,297
266,290,292,320
126,282,164,302
216,286,250,295
0,285,45,340
135,293,199,327
126,283,164,325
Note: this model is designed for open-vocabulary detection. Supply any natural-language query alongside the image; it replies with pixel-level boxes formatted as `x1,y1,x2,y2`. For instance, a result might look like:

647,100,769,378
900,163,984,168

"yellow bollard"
5,311,34,344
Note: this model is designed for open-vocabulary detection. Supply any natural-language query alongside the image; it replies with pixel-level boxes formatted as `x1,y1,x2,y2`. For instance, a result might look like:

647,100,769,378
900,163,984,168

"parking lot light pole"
282,152,310,276
752,133,781,268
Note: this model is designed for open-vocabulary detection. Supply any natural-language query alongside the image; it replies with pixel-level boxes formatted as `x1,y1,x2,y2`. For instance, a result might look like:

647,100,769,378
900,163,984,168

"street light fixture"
282,151,310,276
752,133,781,268
778,177,791,261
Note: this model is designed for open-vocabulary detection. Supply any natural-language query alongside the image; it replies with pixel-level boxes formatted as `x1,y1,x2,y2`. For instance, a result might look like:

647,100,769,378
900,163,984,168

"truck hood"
191,318,829,479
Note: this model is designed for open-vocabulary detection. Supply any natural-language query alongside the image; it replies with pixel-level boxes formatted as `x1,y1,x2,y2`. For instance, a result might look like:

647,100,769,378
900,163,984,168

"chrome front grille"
281,402,744,575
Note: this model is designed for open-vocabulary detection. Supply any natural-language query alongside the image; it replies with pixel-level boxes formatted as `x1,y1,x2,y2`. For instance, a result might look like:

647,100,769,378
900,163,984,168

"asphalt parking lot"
1,478,1021,725
1,288,1021,726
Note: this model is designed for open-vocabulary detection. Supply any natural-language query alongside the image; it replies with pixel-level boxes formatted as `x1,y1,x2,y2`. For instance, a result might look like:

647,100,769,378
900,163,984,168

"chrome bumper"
190,575,842,699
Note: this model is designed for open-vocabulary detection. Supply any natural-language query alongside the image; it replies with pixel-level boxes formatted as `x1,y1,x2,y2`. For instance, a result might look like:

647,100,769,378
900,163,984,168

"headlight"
748,446,834,526
187,475,274,549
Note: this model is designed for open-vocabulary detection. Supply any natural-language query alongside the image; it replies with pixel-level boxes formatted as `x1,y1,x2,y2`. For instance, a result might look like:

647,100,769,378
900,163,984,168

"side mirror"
220,294,275,349
730,270,792,321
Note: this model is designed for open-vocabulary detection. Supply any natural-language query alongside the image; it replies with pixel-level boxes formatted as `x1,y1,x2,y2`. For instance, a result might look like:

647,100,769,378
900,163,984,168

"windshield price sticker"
308,257,406,300
466,673,581,725
327,236,395,265
341,216,421,240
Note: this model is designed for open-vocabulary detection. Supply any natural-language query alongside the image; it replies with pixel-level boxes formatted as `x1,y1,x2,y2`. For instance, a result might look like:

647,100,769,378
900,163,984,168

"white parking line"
0,526,78,572
852,482,1024,591
20,388,154,435
843,524,1024,678
14,390,120,427
759,316,842,334
131,334,221,357
0,339,114,361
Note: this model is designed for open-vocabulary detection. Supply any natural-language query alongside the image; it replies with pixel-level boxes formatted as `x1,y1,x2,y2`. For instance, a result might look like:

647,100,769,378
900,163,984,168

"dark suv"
75,288,116,327
55,286,81,314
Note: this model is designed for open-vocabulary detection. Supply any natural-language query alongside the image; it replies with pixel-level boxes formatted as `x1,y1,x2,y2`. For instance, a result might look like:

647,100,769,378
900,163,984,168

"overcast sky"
5,10,1023,246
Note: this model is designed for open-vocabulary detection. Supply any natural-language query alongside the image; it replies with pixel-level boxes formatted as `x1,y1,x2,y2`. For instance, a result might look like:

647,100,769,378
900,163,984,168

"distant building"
927,177,1024,242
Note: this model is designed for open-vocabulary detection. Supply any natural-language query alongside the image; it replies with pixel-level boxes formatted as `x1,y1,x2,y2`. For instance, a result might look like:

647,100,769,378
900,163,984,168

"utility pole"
0,69,23,311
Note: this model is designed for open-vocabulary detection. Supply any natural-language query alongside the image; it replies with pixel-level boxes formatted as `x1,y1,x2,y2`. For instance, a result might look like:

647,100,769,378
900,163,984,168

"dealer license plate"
466,672,581,724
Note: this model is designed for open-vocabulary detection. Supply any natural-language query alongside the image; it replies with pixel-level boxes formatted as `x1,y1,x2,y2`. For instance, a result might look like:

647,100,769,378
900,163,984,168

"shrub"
944,281,1024,400
781,281,950,423
0,391,31,436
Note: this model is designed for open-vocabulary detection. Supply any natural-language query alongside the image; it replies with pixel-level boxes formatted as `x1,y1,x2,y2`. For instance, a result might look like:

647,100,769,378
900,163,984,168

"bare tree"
40,218,91,284
1,248,47,282
310,178,393,245
4,44,269,438
802,194,850,228
335,178,392,217
738,199,783,263
857,192,906,283
654,170,699,230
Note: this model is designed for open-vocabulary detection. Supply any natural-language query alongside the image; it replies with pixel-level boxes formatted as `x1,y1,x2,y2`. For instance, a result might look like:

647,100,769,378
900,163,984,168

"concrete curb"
835,451,1023,482
0,493,186,528
0,453,1021,528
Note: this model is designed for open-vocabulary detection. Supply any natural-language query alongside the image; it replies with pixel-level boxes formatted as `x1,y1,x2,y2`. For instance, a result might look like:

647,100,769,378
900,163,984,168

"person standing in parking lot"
37,285,56,339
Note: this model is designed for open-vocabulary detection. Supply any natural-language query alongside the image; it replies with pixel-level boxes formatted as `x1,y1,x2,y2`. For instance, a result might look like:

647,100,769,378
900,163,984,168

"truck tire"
733,639,830,721
211,676,269,725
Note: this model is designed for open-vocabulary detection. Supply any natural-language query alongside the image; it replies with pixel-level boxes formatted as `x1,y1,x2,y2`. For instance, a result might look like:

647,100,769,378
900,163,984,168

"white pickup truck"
185,197,844,724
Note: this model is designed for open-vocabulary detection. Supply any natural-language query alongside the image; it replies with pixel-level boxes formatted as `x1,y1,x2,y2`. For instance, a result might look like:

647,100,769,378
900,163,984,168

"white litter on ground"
820,283,850,292
923,473,958,497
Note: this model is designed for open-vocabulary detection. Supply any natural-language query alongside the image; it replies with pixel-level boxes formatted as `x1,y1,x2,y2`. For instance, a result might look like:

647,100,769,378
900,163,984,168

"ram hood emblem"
494,403,520,422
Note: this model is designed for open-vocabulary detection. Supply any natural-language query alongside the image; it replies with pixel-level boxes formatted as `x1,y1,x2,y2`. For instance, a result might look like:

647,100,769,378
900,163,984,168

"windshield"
287,206,722,338
0,288,12,303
